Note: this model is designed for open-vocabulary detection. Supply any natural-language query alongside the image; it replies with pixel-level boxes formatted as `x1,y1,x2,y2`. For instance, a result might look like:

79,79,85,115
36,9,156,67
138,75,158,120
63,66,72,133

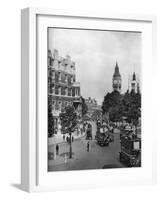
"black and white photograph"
47,28,141,172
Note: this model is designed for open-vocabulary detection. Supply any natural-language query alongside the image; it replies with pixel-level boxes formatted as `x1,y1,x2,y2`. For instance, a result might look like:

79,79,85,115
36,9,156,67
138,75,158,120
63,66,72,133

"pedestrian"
63,134,65,141
87,141,90,152
72,136,74,142
56,144,59,155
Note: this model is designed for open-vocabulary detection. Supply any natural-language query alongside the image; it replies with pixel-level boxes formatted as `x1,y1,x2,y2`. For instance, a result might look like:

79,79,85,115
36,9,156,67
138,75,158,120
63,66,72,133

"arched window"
65,74,68,82
58,72,61,81
58,101,62,110
52,100,55,111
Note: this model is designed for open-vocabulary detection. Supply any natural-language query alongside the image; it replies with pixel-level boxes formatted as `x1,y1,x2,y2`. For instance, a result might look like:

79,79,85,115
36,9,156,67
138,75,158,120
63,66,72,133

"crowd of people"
96,120,114,134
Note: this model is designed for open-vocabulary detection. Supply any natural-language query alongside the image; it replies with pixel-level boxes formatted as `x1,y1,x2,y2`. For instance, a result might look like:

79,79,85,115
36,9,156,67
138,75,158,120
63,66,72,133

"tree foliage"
48,99,55,137
80,96,88,116
102,91,123,122
60,105,78,159
60,105,78,134
122,90,141,125
102,90,141,124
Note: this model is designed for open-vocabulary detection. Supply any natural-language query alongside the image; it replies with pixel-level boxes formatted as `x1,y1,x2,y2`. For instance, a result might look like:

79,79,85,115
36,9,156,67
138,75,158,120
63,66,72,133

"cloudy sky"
48,28,141,105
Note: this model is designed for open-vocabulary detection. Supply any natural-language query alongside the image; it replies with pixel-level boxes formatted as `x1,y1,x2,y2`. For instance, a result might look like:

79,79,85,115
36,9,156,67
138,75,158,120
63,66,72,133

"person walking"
87,141,90,152
56,144,59,155
63,134,65,141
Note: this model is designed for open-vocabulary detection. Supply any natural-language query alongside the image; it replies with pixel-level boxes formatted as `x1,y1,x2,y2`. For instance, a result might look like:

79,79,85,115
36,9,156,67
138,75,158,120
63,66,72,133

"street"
48,121,125,171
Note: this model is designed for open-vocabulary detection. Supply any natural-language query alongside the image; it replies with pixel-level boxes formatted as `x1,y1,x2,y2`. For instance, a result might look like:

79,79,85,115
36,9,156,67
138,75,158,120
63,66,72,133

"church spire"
132,72,136,81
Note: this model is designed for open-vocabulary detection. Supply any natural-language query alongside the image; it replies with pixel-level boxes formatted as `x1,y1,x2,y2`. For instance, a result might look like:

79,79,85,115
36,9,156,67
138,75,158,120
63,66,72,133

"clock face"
113,80,117,84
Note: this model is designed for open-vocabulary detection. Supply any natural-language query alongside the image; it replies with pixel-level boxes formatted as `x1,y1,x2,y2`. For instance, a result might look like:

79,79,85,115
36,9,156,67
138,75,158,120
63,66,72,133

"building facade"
85,97,102,120
48,49,82,135
112,62,122,93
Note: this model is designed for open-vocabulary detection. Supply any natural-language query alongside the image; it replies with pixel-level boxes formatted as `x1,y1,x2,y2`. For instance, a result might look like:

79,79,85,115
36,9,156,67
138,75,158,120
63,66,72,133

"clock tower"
112,62,122,93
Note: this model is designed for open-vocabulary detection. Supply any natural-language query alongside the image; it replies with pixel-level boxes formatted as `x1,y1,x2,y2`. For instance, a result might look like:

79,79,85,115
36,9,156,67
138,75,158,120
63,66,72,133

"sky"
48,28,141,105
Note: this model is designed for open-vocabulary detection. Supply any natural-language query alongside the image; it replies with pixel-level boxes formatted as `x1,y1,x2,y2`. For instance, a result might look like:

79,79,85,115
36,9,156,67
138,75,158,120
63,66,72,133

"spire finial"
133,72,136,81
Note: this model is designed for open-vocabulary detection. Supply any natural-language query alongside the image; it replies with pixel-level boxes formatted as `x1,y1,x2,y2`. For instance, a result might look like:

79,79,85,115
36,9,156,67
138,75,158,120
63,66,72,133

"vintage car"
86,123,92,140
96,132,110,146
119,132,141,167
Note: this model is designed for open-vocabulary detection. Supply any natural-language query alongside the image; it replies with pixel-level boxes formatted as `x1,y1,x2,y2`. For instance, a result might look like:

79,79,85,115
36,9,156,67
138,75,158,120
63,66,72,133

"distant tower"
112,62,122,93
130,72,138,93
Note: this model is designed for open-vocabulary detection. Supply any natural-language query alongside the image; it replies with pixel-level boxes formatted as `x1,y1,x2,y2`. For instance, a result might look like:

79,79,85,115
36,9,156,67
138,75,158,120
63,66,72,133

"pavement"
48,121,125,172
48,128,86,146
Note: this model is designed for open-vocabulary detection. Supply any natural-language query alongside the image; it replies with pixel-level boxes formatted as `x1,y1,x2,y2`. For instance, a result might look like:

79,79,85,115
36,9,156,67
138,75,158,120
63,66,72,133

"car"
119,132,141,167
86,123,92,140
96,132,110,146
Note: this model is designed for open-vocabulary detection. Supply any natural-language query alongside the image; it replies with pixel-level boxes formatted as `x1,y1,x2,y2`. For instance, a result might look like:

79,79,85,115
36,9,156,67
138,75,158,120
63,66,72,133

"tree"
48,101,55,137
80,96,88,116
102,91,123,122
60,105,78,158
122,90,141,126
102,89,141,127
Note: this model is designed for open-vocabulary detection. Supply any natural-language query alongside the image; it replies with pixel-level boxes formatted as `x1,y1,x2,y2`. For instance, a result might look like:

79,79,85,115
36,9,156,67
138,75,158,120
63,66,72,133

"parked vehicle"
95,121,114,146
119,131,141,167
96,131,110,146
86,123,92,140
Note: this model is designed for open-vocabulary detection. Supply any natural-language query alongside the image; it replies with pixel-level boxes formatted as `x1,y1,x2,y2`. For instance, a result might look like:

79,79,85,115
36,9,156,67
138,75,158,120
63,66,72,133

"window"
58,87,61,95
52,100,55,111
65,63,67,71
52,70,55,80
58,101,62,110
68,88,71,96
52,85,55,94
58,72,61,81
65,74,68,82
65,88,68,96
71,75,73,83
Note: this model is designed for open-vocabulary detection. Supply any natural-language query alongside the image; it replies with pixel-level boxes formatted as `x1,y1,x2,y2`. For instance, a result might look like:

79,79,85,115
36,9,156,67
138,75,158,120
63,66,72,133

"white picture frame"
21,7,157,192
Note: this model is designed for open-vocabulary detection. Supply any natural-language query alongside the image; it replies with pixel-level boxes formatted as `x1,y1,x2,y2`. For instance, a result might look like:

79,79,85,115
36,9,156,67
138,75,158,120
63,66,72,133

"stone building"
85,97,102,120
48,49,82,135
112,62,122,93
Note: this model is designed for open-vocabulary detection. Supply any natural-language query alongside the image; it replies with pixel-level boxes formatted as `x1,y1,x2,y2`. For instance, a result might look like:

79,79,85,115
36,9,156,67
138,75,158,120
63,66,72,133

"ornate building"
48,49,82,135
112,62,122,93
85,97,102,120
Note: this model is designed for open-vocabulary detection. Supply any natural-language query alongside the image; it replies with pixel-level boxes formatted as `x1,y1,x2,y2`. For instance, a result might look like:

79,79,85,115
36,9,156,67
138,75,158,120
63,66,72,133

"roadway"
48,121,125,172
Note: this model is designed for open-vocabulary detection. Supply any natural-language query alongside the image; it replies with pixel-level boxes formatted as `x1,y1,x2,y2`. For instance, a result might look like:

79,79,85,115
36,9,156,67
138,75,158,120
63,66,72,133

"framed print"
21,8,157,192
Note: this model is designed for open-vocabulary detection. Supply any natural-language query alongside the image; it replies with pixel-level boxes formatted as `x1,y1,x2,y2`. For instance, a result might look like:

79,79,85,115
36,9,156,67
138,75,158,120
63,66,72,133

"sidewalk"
48,137,85,171
48,130,86,146
48,136,88,171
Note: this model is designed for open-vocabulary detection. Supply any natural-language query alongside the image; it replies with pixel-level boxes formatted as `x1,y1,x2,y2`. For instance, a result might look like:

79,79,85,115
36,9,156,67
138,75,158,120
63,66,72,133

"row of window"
49,85,80,97
48,57,75,71
49,70,75,84
51,100,73,111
